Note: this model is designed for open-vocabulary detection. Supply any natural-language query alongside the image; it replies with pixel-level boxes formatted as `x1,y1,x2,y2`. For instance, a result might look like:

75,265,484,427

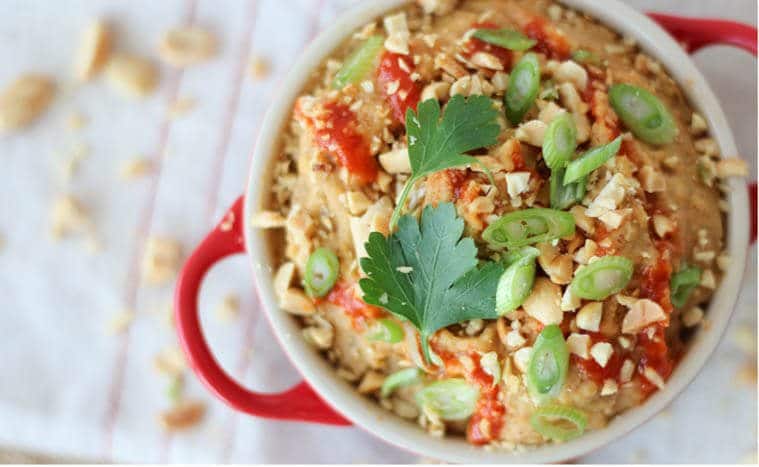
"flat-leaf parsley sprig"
390,94,501,230
359,203,504,363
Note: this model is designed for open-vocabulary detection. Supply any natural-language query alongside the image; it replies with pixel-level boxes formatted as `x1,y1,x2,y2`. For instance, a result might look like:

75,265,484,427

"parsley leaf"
359,203,504,362
390,94,501,230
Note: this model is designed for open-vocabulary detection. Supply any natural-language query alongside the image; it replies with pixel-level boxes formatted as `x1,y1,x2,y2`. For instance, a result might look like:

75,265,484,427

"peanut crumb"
105,53,159,98
66,112,87,131
154,346,187,376
0,74,56,132
107,309,135,335
249,55,270,80
158,400,206,431
142,237,183,285
50,194,91,239
119,157,153,180
215,294,240,322
158,26,217,66
75,20,112,80
167,96,196,118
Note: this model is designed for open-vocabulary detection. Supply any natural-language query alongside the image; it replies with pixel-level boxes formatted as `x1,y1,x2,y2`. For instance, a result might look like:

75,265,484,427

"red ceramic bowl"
175,1,756,462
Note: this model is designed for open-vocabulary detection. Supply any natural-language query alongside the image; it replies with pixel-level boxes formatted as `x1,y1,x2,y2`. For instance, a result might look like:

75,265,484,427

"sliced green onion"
332,35,385,90
563,136,622,185
472,28,537,51
670,264,702,308
483,208,575,249
502,246,540,267
570,256,633,300
550,167,586,210
504,53,540,124
381,367,422,398
543,113,577,170
496,247,539,315
367,318,404,343
608,83,678,145
526,325,569,403
531,404,588,441
415,378,480,421
304,247,340,297
571,49,601,66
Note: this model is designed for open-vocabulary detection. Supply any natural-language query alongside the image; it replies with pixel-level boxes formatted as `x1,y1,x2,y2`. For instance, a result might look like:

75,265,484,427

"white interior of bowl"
242,0,749,462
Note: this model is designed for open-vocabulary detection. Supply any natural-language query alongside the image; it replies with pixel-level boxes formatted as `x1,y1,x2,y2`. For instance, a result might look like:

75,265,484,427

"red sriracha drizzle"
635,326,674,396
572,332,625,386
377,51,421,123
463,22,513,69
325,282,383,330
523,16,571,60
426,343,506,445
316,101,378,183
465,353,506,445
635,246,675,395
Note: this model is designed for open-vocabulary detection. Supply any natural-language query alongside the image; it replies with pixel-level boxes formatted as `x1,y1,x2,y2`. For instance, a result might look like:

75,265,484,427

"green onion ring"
570,256,634,300
304,247,340,297
563,136,622,185
531,404,588,441
526,325,569,403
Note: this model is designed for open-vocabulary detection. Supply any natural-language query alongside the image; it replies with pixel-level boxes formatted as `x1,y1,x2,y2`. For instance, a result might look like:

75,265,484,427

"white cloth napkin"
0,0,755,463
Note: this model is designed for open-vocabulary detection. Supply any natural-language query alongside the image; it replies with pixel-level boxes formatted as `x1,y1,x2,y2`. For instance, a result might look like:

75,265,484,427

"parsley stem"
389,176,418,231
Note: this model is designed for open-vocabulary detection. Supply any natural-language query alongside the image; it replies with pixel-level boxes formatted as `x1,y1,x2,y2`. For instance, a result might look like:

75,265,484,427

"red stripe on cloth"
219,0,327,461
100,0,198,460
203,0,261,225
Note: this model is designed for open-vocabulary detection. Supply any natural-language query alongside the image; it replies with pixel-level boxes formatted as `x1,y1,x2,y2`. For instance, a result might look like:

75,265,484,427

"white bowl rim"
241,0,749,462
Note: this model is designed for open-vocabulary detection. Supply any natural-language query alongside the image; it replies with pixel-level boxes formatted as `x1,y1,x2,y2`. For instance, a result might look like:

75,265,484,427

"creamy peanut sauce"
258,0,740,448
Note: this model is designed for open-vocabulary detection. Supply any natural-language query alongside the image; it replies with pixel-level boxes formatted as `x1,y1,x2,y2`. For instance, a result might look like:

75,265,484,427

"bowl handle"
648,12,757,243
174,196,351,425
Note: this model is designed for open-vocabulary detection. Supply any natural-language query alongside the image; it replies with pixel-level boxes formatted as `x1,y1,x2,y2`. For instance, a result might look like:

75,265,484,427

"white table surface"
0,0,755,463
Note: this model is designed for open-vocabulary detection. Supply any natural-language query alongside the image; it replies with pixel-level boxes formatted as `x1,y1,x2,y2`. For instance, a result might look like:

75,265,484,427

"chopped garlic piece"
505,172,531,198
512,346,532,373
515,120,547,147
522,278,562,325
576,302,603,332
554,60,588,90
383,13,410,55
600,379,618,396
621,298,665,334
619,359,635,383
590,342,614,368
643,366,665,389
567,333,590,359
682,306,704,327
